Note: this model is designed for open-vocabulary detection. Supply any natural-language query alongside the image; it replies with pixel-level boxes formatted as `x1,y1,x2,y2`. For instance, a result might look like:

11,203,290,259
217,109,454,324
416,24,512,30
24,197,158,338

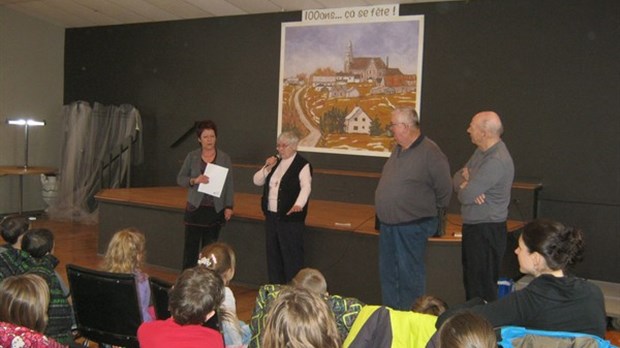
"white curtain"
48,101,143,223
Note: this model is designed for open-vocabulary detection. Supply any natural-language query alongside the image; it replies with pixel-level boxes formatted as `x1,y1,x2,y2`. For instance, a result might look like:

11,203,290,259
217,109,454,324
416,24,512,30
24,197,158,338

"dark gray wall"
65,0,620,282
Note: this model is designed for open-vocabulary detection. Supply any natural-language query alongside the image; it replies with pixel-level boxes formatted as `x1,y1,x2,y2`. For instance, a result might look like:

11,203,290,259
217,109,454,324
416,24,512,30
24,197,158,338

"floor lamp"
7,118,46,169
6,118,46,215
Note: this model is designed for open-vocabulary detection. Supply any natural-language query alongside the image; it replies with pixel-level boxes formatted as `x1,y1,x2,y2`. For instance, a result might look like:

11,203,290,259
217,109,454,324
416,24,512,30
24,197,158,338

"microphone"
262,153,280,170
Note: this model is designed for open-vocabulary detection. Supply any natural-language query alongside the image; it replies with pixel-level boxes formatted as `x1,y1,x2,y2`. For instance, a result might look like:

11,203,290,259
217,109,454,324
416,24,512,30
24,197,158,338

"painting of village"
278,16,424,157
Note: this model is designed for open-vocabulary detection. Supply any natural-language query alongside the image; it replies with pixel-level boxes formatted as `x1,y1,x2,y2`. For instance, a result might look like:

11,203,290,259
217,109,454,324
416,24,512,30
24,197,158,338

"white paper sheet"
197,163,229,198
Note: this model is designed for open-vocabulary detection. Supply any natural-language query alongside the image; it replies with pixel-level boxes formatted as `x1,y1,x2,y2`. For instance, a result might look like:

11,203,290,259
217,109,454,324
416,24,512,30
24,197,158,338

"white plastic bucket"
41,174,59,207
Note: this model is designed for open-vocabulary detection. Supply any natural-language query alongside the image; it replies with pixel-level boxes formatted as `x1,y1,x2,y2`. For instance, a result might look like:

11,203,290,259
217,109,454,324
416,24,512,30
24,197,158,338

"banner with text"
302,5,399,23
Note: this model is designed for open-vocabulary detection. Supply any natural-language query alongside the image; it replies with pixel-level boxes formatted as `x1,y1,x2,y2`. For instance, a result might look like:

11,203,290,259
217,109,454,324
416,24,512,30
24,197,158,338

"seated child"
0,215,30,250
343,294,445,348
0,273,65,348
197,242,250,348
412,295,448,316
249,268,364,348
0,215,32,279
262,286,340,348
138,267,225,348
437,311,496,348
291,268,328,297
21,228,75,345
102,228,153,322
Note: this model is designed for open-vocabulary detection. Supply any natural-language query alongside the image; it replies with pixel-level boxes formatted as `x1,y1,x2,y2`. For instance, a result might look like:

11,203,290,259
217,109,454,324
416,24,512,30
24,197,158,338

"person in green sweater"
22,228,75,345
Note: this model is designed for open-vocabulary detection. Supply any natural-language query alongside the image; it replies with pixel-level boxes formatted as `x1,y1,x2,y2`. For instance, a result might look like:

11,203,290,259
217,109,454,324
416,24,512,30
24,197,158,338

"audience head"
21,228,54,258
262,286,340,348
198,242,236,285
0,274,50,332
169,266,224,326
195,120,218,138
0,215,30,246
103,228,146,273
438,311,496,348
291,268,327,297
411,295,448,316
517,219,584,275
0,215,30,247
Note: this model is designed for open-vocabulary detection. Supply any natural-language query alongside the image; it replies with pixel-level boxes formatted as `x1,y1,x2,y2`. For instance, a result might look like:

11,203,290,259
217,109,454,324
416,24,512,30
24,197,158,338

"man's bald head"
468,111,504,150
473,111,503,137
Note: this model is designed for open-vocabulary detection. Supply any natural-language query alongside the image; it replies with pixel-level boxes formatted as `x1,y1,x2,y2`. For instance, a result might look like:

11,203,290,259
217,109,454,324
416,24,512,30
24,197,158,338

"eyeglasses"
276,143,289,148
389,122,405,128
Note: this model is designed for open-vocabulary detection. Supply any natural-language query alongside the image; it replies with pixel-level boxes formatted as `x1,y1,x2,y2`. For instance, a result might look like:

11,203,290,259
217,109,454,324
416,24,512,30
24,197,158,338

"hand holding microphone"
263,153,280,171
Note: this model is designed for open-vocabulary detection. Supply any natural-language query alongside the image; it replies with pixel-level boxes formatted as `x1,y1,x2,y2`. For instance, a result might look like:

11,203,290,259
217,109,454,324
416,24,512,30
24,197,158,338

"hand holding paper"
198,163,229,198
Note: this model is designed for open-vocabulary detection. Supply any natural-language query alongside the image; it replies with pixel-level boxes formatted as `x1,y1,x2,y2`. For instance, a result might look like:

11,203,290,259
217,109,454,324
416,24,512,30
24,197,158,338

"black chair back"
66,264,142,347
204,310,221,332
149,276,172,320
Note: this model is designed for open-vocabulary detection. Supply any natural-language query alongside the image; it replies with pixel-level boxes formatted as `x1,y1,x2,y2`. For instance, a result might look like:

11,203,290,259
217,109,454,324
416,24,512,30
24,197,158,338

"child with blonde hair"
198,242,250,347
250,268,364,348
262,286,340,348
0,273,65,347
291,268,327,298
438,311,496,348
102,228,153,322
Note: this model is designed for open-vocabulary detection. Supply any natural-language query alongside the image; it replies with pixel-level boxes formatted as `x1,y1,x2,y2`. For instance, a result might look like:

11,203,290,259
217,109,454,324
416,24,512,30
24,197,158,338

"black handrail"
99,132,138,189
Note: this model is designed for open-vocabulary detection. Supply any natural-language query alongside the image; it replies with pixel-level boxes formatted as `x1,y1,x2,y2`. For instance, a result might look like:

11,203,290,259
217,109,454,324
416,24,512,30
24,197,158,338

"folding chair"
66,264,142,347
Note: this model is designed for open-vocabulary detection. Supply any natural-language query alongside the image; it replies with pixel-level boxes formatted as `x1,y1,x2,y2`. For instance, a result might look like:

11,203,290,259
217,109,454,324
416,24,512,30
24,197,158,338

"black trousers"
461,221,507,302
265,212,305,284
182,206,222,270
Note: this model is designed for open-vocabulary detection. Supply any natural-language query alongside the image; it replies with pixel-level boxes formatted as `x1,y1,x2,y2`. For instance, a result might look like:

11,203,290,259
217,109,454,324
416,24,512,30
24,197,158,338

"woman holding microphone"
253,132,312,284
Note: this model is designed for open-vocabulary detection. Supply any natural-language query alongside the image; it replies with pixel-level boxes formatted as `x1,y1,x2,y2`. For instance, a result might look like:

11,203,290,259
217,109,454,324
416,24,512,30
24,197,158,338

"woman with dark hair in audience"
138,267,225,348
177,120,235,270
0,273,65,348
436,218,606,338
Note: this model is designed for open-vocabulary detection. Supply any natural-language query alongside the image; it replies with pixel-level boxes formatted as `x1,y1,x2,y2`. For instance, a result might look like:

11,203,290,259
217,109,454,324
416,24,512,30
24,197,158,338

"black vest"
261,154,312,222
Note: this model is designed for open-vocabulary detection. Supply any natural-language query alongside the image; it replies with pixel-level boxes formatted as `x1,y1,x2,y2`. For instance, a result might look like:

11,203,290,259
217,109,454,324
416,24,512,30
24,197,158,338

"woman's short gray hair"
278,132,299,149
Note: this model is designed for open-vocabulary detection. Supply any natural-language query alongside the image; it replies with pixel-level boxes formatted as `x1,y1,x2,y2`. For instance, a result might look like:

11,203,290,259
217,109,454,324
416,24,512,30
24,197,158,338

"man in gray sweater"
453,111,514,301
375,107,452,310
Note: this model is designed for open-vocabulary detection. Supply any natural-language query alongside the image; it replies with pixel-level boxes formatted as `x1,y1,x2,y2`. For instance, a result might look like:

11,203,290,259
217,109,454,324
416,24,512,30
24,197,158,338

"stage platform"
96,187,524,305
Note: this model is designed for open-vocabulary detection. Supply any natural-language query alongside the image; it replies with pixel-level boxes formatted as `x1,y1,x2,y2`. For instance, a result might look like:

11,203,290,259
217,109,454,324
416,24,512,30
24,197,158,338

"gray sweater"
176,148,234,213
453,140,514,224
375,135,452,225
